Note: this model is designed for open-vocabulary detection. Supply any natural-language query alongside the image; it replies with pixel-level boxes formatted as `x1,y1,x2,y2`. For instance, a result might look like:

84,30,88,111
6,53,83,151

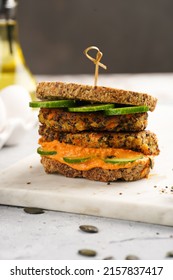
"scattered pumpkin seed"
166,251,173,258
23,207,45,214
125,255,140,260
103,256,115,260
78,249,97,257
79,225,98,233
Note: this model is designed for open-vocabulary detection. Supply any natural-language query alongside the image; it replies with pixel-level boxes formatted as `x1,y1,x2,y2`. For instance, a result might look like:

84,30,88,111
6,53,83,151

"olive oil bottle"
0,0,36,99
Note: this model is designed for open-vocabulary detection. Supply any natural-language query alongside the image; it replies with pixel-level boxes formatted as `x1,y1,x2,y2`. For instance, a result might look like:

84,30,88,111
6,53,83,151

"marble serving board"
0,105,173,226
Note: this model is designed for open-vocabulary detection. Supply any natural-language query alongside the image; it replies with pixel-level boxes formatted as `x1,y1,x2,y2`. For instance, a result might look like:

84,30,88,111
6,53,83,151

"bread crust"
40,156,151,182
36,82,157,111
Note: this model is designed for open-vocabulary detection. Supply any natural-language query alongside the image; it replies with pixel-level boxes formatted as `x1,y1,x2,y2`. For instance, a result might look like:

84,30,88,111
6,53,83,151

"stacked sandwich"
30,82,159,182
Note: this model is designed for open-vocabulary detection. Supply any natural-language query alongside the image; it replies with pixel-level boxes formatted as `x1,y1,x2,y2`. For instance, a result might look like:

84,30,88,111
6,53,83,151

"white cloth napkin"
0,85,37,149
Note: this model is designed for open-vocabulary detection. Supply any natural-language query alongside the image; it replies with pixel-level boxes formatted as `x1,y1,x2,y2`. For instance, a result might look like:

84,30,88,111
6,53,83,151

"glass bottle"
0,0,36,99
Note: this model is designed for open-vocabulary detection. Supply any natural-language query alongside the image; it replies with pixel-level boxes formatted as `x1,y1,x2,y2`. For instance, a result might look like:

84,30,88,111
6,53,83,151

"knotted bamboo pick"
84,46,107,87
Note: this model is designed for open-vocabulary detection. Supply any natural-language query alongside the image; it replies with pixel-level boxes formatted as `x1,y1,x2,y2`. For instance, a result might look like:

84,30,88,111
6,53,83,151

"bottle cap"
0,0,17,18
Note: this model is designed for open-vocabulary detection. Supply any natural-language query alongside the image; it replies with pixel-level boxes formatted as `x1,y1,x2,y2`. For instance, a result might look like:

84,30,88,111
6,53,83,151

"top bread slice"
36,82,157,111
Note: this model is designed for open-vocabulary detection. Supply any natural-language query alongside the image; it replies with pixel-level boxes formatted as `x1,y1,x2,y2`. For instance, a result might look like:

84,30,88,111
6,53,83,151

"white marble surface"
0,74,173,260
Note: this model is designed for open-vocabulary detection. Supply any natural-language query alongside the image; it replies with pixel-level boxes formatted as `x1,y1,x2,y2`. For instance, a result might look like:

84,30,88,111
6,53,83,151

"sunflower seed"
23,207,45,214
125,255,140,260
78,249,97,257
79,225,98,233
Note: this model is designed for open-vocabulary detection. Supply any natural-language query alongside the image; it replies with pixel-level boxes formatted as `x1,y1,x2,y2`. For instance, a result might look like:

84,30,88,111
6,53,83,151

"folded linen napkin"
0,85,37,149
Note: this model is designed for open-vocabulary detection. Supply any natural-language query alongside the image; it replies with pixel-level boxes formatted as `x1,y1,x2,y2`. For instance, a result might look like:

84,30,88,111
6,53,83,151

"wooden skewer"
84,46,107,87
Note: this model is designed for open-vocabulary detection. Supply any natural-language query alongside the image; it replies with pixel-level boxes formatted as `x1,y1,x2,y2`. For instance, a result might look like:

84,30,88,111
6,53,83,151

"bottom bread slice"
40,156,152,182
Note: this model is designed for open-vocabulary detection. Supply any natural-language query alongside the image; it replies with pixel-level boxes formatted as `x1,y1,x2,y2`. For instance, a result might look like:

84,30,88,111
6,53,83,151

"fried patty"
39,126,159,156
39,108,148,133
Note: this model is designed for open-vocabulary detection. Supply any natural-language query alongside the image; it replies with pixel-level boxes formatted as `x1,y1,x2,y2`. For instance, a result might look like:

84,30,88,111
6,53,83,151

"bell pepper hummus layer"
39,138,149,171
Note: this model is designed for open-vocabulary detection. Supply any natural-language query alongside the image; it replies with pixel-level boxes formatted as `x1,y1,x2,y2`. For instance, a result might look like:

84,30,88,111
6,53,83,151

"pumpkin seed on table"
23,207,45,214
166,251,173,258
78,249,97,257
79,225,98,233
125,255,140,260
103,256,115,260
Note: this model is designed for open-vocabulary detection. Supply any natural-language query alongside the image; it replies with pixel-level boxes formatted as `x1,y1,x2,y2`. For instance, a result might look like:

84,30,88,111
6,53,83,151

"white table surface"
0,74,173,260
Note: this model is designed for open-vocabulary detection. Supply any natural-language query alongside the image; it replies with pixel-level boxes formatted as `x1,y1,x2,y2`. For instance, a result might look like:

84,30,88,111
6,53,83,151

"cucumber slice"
29,100,76,108
68,103,114,112
104,155,143,164
104,105,149,115
63,156,91,163
37,147,57,155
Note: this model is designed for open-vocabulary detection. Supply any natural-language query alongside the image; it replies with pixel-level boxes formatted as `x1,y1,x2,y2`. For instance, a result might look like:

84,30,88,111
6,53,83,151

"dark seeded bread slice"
36,81,157,111
40,156,152,182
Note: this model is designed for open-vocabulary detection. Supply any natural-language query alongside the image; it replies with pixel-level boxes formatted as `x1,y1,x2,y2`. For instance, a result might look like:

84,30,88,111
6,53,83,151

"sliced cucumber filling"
63,155,143,165
37,147,57,155
29,100,76,108
104,105,149,115
63,156,91,163
68,103,115,112
104,155,143,164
